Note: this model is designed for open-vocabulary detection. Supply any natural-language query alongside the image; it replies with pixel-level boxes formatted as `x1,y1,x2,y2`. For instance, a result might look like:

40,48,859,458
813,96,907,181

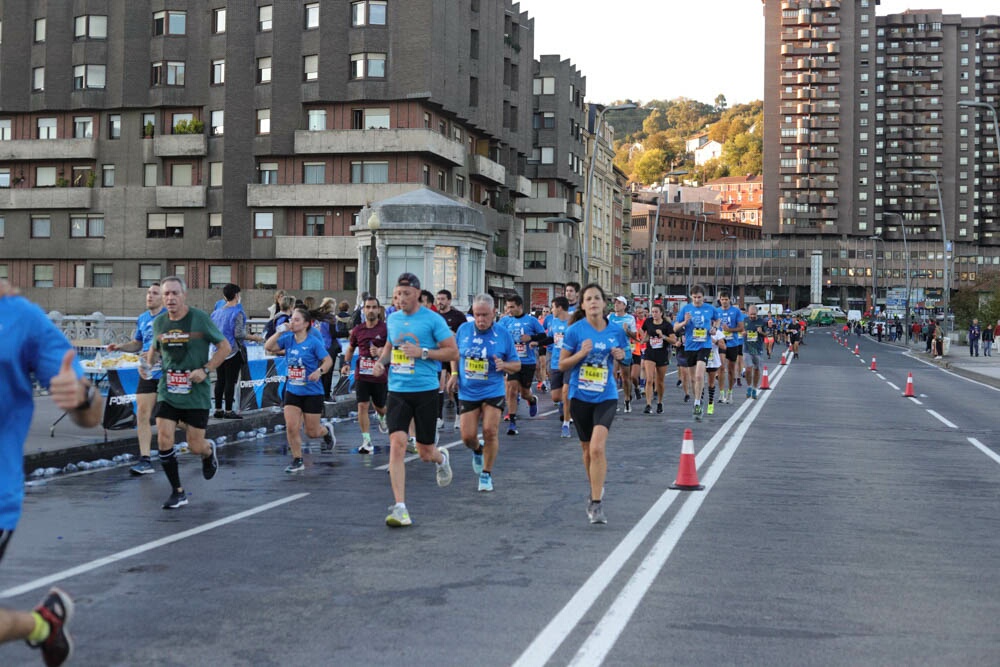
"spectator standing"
210,284,261,419
981,322,994,357
968,318,981,357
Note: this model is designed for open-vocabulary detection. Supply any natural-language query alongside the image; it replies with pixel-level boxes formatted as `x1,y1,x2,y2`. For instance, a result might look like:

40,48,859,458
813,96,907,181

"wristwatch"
202,366,212,375
75,381,97,411
421,347,430,360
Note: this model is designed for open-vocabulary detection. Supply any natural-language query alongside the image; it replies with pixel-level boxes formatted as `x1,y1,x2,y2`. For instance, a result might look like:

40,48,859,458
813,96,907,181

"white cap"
615,296,628,304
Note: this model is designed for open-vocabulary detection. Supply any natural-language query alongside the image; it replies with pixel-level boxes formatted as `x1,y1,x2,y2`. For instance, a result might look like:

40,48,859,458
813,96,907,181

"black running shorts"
386,389,438,445
569,398,617,442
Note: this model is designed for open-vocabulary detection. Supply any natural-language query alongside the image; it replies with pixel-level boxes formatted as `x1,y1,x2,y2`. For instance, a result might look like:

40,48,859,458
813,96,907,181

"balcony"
153,134,208,157
274,235,357,260
516,197,567,215
507,173,532,197
0,138,97,161
247,183,422,208
0,187,93,209
155,186,206,208
567,202,583,220
469,154,506,185
294,129,465,166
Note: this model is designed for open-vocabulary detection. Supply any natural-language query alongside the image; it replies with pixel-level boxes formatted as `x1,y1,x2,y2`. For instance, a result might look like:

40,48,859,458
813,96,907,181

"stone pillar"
458,245,470,311
423,243,435,290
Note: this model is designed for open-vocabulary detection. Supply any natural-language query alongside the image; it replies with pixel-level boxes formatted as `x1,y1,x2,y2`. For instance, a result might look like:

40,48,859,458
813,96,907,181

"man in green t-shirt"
147,276,230,509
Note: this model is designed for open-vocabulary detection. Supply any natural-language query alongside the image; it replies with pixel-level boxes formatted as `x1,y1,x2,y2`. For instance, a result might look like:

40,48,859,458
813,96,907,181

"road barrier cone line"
903,372,915,397
759,366,771,390
670,428,704,491
870,356,877,371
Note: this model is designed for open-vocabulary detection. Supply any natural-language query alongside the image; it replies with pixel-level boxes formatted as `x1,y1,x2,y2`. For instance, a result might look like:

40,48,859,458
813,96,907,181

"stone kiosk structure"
357,189,490,311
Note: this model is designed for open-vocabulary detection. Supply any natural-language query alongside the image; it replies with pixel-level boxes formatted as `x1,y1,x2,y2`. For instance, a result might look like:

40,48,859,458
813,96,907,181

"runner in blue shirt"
544,296,573,438
497,294,546,434
0,283,103,666
448,294,520,493
372,273,458,528
714,292,745,405
673,284,719,422
560,284,629,525
608,296,640,413
265,306,335,474
107,283,166,475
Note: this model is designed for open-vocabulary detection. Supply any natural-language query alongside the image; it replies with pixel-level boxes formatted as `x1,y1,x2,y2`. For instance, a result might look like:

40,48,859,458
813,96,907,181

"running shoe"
285,457,305,473
503,413,512,422
736,377,743,387
560,423,571,438
746,387,753,399
587,501,607,525
436,417,444,430
406,436,418,453
624,400,631,414
472,449,484,475
162,490,188,509
129,459,154,475
377,414,389,434
436,448,452,487
643,404,652,415
693,404,703,421
385,505,411,527
453,417,461,430
633,385,642,400
676,379,683,386
684,394,690,403
321,426,336,452
202,442,219,480
528,395,538,418
707,402,715,416
358,440,374,455
212,410,225,420
27,587,74,667
657,403,663,414
752,388,758,400
478,472,494,492
507,419,518,436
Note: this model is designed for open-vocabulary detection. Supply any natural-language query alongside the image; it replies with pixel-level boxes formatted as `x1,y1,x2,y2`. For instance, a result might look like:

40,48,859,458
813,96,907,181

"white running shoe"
436,448,452,487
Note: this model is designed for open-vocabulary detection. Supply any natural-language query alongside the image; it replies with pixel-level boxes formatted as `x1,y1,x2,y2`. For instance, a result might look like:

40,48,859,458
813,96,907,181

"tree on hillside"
715,94,728,113
633,148,670,185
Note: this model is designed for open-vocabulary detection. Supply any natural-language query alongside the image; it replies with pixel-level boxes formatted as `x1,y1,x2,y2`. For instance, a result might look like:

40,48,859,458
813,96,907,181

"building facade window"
147,213,184,238
350,53,386,79
305,3,320,29
307,109,326,131
344,266,357,291
170,163,193,187
352,1,387,26
74,116,94,139
151,61,185,86
257,56,272,83
34,265,54,288
92,265,113,288
533,77,555,95
209,266,231,288
71,215,104,238
32,67,45,92
75,15,107,39
350,161,388,183
102,165,115,187
255,266,278,289
209,213,223,238
144,163,157,186
209,162,223,187
257,109,270,134
73,64,106,90
302,267,324,290
0,120,10,141
258,5,273,32
303,55,318,81
32,216,52,238
211,110,224,135
212,59,225,84
139,264,161,287
352,107,389,129
153,11,186,36
259,162,278,184
108,114,121,139
254,212,274,238
525,250,547,269
36,166,57,186
0,217,4,238
303,163,325,184
213,8,226,33
455,175,465,198
34,18,46,42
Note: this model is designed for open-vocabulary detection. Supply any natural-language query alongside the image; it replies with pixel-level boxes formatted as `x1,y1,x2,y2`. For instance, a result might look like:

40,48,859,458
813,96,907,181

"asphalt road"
3,332,999,666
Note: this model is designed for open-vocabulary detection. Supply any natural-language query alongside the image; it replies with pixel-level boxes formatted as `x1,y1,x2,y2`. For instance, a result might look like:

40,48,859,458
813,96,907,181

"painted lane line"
968,438,1000,466
0,493,309,599
926,409,957,429
876,374,886,380
512,364,790,667
569,373,770,667
903,351,1000,392
886,382,900,391
907,397,924,405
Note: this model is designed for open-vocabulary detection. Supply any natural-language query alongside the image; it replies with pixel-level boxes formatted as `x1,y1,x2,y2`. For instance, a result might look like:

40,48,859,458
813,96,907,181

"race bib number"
515,342,527,358
464,357,488,381
650,336,663,349
358,357,377,376
391,348,415,375
746,332,758,342
288,365,307,386
693,327,708,343
580,364,608,392
724,331,735,342
165,370,192,395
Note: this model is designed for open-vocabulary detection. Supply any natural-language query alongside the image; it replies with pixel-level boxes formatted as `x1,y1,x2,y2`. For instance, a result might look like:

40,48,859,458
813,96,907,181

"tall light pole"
584,102,637,287
367,210,380,300
649,169,688,302
884,212,910,341
912,169,948,330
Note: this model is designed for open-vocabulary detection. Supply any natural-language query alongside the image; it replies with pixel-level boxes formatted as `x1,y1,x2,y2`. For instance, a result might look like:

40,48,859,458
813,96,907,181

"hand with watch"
49,349,103,426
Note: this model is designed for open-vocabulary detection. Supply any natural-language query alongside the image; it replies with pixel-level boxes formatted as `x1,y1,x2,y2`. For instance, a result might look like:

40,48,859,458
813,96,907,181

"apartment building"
763,1,1000,310
0,1,535,315
586,104,621,294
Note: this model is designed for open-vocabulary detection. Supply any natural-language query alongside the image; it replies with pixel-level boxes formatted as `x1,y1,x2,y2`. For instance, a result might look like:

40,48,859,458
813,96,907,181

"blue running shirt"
547,316,571,371
715,305,745,347
454,322,518,402
497,314,545,366
386,306,454,393
277,331,330,396
676,303,718,351
133,308,166,379
561,318,630,403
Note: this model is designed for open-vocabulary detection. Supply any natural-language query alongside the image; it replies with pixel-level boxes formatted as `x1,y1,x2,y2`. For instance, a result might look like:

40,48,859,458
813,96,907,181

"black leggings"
214,353,243,411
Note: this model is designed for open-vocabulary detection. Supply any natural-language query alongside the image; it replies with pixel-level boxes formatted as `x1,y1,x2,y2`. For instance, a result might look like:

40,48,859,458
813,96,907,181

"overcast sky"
525,1,989,106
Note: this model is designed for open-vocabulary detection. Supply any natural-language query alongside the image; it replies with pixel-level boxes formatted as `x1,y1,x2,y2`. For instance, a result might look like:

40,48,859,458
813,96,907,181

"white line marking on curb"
907,397,923,405
0,493,309,599
926,409,957,428
968,438,1000,465
886,382,900,391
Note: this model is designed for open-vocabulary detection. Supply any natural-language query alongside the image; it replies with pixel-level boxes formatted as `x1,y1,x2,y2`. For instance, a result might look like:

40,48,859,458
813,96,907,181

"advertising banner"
239,357,288,412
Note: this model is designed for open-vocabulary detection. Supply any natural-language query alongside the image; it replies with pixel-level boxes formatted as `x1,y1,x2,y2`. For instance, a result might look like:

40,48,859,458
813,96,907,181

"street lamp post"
868,235,884,316
367,210,380,300
584,102,637,287
884,213,910,342
912,169,948,330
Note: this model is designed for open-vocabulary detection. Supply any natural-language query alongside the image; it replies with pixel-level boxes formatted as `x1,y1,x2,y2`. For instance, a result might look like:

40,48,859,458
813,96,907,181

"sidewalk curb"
24,400,357,474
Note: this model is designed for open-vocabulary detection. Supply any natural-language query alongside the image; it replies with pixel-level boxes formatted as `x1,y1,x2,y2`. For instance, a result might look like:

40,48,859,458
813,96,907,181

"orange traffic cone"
670,429,704,491
853,344,860,355
870,356,877,371
903,372,915,397
759,366,771,390
780,350,787,365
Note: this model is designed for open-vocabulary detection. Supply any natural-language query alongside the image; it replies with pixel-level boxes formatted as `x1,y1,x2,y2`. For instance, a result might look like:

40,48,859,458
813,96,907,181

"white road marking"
886,382,900,391
876,374,886,380
908,397,924,405
0,493,309,599
926,410,957,429
512,365,790,667
968,438,1000,466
